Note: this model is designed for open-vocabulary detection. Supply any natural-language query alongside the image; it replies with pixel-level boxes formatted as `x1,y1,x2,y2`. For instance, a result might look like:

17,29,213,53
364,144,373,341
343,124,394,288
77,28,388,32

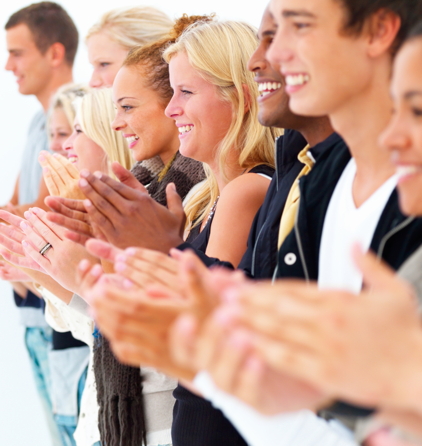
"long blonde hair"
86,6,173,50
163,17,281,230
77,88,133,172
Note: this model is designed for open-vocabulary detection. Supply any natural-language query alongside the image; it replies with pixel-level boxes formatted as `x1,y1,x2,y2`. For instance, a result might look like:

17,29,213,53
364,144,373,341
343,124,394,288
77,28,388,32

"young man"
172,0,422,441
4,3,80,445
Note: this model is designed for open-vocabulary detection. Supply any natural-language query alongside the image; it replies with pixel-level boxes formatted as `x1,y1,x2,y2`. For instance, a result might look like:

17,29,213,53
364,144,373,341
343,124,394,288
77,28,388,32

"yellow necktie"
277,145,314,248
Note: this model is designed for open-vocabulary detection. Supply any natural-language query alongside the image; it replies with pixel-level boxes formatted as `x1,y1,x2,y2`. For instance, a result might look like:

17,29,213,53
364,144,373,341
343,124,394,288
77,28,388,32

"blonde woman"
86,6,173,88
0,88,134,446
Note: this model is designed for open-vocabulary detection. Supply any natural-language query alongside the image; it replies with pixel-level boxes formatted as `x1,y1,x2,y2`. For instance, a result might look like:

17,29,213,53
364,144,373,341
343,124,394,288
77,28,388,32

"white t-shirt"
318,159,397,293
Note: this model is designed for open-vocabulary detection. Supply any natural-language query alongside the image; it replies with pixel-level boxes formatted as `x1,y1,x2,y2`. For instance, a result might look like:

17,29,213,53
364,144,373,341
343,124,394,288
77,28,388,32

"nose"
247,43,268,73
165,94,183,119
111,112,126,132
89,69,103,88
49,135,62,153
266,27,294,73
379,113,411,154
63,131,76,152
4,55,14,72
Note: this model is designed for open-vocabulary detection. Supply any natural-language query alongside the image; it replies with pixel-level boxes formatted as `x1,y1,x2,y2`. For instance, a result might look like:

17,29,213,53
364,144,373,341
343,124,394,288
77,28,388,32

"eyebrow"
282,9,316,18
117,97,137,103
404,91,422,100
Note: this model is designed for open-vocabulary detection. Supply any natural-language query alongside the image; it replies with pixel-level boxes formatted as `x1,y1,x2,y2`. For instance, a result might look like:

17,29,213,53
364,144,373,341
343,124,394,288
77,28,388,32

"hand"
0,210,45,272
0,259,33,282
20,207,98,294
39,151,85,200
223,248,422,410
45,195,98,245
76,169,185,251
170,307,327,415
365,429,422,446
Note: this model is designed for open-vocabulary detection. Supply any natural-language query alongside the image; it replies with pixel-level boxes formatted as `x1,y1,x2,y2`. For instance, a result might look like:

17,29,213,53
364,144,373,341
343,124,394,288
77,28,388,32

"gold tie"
277,145,314,248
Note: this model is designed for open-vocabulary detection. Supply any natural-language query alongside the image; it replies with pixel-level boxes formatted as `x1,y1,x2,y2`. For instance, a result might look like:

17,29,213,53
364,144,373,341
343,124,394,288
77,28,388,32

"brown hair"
5,1,78,66
122,14,214,105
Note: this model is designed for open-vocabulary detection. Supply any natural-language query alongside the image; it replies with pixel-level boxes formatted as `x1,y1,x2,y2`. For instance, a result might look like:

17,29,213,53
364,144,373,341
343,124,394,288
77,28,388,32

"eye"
99,62,110,68
293,22,311,30
75,128,83,134
181,89,193,95
58,132,70,137
121,105,133,112
411,107,422,117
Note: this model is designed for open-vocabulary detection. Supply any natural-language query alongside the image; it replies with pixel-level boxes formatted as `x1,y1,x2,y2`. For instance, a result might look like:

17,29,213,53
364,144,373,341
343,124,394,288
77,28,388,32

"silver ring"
39,243,52,256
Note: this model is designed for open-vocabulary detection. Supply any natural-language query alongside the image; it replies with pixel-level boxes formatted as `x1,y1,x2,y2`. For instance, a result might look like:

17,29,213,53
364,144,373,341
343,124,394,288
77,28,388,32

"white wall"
0,1,266,444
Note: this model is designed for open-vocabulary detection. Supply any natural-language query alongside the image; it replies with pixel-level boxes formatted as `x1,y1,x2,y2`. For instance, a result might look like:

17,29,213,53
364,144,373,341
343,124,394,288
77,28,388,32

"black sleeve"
319,401,376,420
176,242,235,270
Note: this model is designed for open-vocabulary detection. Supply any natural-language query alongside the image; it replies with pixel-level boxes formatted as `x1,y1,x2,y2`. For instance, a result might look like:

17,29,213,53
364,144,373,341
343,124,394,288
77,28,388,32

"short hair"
406,19,422,41
5,2,78,66
86,6,173,50
337,0,422,52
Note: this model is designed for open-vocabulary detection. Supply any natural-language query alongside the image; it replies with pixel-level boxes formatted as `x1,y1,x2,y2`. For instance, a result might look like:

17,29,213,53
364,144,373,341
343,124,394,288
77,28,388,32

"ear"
366,8,401,58
242,84,252,113
47,42,67,68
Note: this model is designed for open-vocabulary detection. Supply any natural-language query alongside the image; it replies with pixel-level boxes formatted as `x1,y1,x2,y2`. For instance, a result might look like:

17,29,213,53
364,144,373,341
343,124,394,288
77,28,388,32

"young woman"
86,6,173,89
70,15,281,446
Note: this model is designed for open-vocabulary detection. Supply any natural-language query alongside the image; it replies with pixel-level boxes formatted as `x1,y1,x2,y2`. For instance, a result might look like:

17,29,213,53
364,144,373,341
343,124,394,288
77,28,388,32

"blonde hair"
163,18,281,230
77,88,133,173
86,6,173,50
48,83,91,139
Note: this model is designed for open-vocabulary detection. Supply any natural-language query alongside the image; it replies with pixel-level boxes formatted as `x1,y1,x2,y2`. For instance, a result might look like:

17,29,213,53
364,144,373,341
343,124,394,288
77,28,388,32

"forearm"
10,281,28,298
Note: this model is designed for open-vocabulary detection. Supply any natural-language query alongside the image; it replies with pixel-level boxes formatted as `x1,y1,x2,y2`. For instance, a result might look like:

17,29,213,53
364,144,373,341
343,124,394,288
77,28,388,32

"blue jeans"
25,326,62,446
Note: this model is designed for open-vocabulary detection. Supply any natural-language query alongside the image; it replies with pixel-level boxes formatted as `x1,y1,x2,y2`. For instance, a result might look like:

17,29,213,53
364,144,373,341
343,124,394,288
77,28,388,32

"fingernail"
38,154,46,162
80,170,89,178
213,306,238,325
22,240,28,248
78,259,90,271
90,264,102,277
94,171,102,179
79,179,88,187
23,211,32,220
123,279,133,289
223,287,240,304
42,167,49,174
84,199,92,208
115,262,126,272
116,254,127,263
20,221,28,230
53,153,61,158
125,248,136,256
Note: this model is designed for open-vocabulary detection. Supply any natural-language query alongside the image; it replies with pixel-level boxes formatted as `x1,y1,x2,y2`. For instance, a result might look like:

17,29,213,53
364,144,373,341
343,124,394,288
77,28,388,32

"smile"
285,74,310,87
126,135,139,144
258,82,282,97
178,125,194,135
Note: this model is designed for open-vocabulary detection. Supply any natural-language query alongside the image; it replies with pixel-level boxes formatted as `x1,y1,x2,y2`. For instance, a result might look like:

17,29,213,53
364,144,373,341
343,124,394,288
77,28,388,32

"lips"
285,74,310,87
396,165,422,183
124,135,139,149
257,82,283,98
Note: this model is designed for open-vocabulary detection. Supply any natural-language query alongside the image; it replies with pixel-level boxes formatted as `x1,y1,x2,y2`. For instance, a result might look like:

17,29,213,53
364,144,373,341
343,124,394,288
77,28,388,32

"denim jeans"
25,326,62,446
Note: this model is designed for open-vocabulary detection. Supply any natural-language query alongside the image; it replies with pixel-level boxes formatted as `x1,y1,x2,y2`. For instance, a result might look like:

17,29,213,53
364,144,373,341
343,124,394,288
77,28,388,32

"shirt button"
284,253,297,265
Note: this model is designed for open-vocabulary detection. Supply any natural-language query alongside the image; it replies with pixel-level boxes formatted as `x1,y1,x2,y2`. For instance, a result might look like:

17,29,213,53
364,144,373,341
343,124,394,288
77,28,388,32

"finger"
233,354,265,410
45,195,87,214
85,239,123,263
76,261,103,300
352,245,398,293
42,166,61,196
25,209,62,244
0,231,26,256
83,198,115,238
46,211,92,238
111,162,148,193
0,210,26,229
169,314,199,370
51,153,80,180
166,183,185,233
22,239,51,269
0,221,25,244
79,170,134,215
0,248,44,272
126,248,179,275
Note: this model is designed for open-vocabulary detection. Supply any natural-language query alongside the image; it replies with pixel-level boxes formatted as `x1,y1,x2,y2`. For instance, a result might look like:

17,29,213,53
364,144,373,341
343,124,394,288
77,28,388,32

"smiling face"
49,107,72,157
267,0,373,117
63,118,107,172
87,32,129,88
5,23,53,96
379,38,422,216
165,52,233,168
112,65,179,164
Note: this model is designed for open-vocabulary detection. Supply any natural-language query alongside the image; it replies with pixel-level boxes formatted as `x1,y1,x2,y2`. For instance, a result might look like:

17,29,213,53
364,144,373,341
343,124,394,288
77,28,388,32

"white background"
0,1,266,445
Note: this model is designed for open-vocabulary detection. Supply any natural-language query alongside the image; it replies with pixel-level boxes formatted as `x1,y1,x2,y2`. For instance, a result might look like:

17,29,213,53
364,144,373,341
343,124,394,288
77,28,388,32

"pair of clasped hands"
0,152,421,446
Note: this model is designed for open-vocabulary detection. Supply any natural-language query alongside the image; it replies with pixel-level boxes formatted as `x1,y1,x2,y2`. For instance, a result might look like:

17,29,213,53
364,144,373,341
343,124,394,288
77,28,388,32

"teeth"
285,74,310,87
178,125,194,134
396,165,419,179
258,82,282,95
126,135,140,144
68,156,78,164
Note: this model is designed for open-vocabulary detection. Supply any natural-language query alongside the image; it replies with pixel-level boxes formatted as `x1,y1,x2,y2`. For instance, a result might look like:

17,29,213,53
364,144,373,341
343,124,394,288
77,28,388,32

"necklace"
201,196,220,230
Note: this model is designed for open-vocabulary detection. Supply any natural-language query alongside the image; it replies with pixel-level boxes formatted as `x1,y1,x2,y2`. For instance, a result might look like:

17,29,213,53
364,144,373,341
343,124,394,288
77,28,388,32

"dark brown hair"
5,1,78,66
337,0,422,53
123,14,214,105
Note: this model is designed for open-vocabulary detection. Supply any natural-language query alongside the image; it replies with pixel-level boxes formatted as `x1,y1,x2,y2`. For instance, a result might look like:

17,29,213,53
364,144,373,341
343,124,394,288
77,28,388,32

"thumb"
352,244,396,292
85,239,123,263
111,162,146,192
166,183,186,231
